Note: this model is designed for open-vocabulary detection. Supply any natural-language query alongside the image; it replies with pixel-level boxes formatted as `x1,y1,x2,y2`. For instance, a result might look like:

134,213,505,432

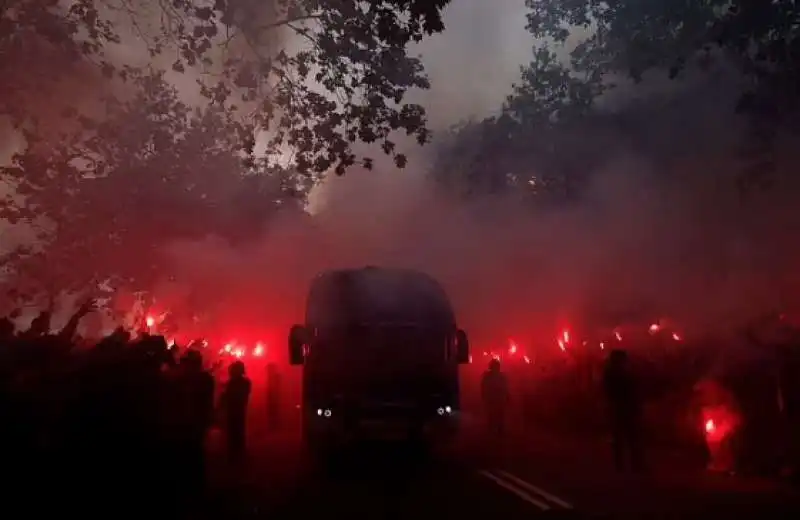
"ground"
199,410,800,520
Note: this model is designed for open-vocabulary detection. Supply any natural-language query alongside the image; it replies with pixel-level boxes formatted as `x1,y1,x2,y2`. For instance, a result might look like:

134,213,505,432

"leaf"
195,7,214,21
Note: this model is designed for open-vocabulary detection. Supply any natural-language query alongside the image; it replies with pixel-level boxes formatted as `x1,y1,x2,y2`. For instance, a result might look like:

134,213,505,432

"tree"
431,45,605,202
0,0,119,129
1,0,452,174
435,0,800,200
525,0,799,96
524,0,800,178
0,0,453,300
1,70,306,297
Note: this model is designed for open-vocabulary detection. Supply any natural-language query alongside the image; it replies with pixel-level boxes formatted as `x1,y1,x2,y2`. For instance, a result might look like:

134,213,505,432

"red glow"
508,340,518,354
253,342,265,356
557,329,570,351
145,315,155,328
702,405,739,444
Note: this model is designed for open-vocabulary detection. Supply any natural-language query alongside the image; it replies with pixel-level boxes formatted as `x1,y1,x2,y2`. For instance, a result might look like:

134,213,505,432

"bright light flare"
523,355,531,364
223,343,233,353
508,340,518,354
557,329,570,351
672,333,681,341
705,419,716,434
614,330,622,341
253,343,265,356
145,316,155,328
648,323,660,334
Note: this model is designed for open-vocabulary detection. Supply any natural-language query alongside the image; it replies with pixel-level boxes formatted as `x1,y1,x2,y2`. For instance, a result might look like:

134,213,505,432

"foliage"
524,0,800,175
434,0,800,198
525,0,799,92
0,0,119,128
1,70,306,295
1,0,451,174
432,45,604,201
0,0,452,297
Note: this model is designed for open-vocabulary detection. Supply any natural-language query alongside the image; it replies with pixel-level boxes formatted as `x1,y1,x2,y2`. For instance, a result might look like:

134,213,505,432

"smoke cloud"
8,1,800,356
409,0,533,126
156,56,800,356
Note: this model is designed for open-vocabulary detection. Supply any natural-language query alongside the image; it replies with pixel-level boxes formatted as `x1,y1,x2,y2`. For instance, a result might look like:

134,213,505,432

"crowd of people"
0,301,257,515
478,318,800,480
3,297,800,517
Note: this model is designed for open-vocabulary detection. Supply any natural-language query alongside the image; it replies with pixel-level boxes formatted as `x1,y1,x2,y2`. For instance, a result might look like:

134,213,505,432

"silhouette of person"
481,358,510,436
221,360,251,463
602,349,644,472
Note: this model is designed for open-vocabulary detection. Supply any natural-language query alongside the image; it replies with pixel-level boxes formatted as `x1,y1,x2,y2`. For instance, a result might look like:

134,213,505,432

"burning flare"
557,329,570,351
508,340,518,354
253,343,265,356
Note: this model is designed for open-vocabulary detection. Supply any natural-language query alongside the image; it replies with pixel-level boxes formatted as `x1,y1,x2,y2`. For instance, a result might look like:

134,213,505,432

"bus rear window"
309,324,448,370
306,270,454,327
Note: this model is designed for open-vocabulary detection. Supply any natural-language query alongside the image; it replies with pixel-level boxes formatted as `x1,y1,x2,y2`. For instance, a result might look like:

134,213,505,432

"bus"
287,266,470,452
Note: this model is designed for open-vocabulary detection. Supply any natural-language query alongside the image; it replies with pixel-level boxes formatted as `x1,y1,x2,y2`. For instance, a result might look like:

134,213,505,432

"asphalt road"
202,440,574,520
198,416,800,520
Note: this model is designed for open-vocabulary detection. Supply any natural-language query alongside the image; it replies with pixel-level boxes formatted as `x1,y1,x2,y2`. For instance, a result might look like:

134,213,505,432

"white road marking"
495,469,574,509
477,470,552,510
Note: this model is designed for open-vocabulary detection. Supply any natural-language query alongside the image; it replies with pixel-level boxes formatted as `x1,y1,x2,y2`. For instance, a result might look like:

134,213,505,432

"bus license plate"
360,420,408,439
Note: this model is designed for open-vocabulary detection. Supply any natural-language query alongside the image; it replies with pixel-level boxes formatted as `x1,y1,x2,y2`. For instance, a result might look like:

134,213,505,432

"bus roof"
305,267,455,327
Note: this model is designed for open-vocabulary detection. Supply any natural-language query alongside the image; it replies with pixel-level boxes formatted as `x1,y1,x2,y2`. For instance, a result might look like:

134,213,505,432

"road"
198,415,800,520
203,434,575,520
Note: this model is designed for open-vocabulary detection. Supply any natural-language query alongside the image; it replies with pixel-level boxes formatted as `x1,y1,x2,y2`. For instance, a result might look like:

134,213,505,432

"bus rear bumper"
303,410,459,447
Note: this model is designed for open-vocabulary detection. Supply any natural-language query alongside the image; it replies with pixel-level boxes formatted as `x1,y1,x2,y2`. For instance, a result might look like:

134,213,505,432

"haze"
4,0,800,357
